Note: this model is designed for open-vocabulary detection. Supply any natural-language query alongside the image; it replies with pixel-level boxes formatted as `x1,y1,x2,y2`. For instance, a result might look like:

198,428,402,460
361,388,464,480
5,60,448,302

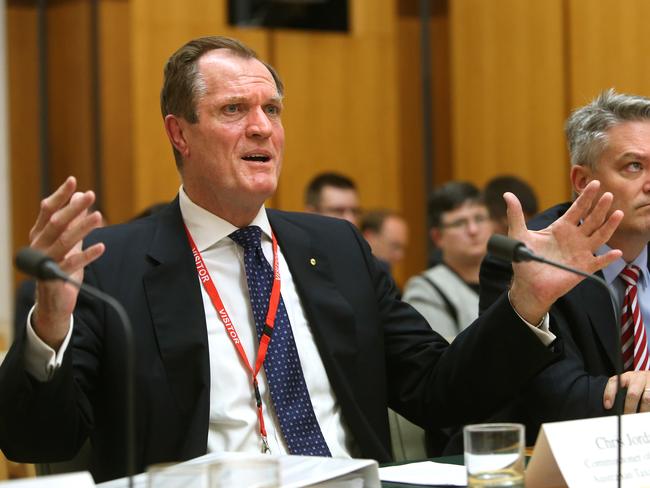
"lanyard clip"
261,435,271,454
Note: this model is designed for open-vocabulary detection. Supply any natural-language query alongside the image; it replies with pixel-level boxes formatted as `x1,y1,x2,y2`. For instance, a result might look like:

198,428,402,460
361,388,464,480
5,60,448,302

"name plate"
526,412,650,488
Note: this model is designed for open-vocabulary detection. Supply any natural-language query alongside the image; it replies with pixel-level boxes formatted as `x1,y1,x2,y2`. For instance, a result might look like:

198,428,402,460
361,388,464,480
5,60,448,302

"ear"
164,114,190,159
430,227,443,247
570,164,593,195
362,229,377,245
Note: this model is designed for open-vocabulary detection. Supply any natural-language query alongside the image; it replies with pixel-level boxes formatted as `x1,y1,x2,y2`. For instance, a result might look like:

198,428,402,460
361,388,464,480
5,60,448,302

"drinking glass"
463,423,525,487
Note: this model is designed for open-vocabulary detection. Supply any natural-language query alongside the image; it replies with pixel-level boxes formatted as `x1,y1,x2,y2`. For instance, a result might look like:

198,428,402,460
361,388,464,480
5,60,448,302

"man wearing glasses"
403,181,492,341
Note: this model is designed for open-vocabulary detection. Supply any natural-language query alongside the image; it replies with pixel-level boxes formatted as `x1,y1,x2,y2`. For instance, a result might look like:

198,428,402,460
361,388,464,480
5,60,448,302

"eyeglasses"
318,206,362,218
440,214,490,230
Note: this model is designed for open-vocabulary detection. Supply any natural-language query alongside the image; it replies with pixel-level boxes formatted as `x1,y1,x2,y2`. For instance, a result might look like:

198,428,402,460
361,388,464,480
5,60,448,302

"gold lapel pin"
310,258,317,266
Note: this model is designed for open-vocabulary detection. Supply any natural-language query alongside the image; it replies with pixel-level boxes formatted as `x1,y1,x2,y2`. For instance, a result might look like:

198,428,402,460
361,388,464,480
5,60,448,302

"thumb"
504,192,526,239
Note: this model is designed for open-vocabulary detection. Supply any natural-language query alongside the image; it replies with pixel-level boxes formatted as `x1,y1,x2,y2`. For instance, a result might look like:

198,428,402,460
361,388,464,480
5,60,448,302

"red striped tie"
620,265,649,371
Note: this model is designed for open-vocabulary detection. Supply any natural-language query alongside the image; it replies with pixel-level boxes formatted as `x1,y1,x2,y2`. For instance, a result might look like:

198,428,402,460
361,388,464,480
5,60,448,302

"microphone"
15,247,68,281
488,235,624,488
15,247,135,488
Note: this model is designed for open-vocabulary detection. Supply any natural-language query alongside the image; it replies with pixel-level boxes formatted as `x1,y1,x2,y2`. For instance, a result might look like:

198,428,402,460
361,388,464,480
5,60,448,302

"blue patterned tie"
230,226,331,456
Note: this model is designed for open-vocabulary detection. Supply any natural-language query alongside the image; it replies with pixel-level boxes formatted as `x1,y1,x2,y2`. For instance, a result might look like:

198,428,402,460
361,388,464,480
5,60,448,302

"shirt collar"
598,243,649,287
178,186,272,252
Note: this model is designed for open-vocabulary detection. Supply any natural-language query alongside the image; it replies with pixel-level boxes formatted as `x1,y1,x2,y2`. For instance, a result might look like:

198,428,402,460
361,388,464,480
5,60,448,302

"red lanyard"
184,225,282,454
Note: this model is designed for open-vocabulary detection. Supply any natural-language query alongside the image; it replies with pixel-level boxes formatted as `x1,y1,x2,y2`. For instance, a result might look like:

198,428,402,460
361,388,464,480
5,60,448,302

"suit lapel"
268,211,359,364
143,200,210,414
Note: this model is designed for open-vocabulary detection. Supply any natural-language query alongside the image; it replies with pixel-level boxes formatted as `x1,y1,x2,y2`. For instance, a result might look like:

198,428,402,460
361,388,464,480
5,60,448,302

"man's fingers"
562,180,601,225
579,191,613,236
30,176,77,241
605,372,650,414
624,386,643,414
622,372,650,414
45,211,103,262
504,192,526,238
59,243,105,276
603,375,618,410
32,191,96,255
640,388,650,413
592,248,624,273
589,209,624,249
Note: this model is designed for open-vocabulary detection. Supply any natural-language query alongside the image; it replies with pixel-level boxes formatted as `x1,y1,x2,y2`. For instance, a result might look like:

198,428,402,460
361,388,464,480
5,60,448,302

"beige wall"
450,0,570,210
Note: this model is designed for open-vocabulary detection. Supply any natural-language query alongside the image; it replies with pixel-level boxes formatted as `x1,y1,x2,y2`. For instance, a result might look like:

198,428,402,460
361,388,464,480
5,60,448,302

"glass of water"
463,423,525,487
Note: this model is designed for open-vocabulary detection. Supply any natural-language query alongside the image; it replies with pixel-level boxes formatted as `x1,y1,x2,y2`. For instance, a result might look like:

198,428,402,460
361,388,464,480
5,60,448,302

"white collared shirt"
178,188,354,456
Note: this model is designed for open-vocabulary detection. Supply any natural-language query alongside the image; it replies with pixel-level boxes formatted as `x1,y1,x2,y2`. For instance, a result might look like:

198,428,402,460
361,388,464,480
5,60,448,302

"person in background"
360,209,409,275
484,175,539,235
403,182,492,340
304,172,361,226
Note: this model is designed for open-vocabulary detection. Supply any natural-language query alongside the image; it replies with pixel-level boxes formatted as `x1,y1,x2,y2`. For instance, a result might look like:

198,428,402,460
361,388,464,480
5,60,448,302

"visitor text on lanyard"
184,225,281,454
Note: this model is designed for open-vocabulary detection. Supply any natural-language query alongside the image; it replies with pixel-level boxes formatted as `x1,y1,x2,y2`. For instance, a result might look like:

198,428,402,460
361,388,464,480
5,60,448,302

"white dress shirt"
178,188,354,456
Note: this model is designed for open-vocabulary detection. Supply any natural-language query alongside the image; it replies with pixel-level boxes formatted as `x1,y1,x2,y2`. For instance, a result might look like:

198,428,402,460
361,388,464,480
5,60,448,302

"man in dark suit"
0,37,624,482
477,89,650,448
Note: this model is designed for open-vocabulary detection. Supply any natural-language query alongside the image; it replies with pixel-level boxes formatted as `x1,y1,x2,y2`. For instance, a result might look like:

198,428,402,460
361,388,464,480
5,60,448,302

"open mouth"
242,154,271,162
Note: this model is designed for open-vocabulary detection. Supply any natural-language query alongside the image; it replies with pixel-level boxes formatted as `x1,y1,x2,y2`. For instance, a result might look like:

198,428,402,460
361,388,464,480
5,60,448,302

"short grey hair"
565,89,650,169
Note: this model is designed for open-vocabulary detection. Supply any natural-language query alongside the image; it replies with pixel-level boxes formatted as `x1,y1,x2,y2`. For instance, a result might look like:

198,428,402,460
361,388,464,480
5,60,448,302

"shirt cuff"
507,291,556,347
24,306,74,382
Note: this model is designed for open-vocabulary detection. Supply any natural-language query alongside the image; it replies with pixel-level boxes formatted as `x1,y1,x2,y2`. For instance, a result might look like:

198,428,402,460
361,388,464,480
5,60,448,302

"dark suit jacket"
13,280,36,339
0,199,556,482
474,202,625,447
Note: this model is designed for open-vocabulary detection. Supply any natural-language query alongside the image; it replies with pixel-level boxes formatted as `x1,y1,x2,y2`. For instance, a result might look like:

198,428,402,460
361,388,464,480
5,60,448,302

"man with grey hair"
474,88,650,450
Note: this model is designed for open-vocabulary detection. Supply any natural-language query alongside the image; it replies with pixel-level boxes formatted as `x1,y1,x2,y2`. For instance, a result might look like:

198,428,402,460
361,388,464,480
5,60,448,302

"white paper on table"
97,451,379,488
378,460,467,486
0,472,95,487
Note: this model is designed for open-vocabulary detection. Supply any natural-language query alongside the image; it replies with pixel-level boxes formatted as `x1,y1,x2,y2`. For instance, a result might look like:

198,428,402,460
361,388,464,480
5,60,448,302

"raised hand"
508,180,623,324
29,177,105,350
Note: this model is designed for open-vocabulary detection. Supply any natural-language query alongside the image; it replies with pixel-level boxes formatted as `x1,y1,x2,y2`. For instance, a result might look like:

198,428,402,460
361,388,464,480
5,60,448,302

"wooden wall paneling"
396,0,452,281
271,3,407,283
47,0,95,192
568,0,650,108
128,0,271,212
99,0,134,224
7,2,40,288
450,0,569,210
272,32,398,209
272,0,398,212
396,14,428,283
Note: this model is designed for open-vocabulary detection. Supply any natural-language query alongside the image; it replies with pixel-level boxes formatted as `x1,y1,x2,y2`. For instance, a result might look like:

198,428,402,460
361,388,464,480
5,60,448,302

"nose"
466,219,479,234
245,107,273,139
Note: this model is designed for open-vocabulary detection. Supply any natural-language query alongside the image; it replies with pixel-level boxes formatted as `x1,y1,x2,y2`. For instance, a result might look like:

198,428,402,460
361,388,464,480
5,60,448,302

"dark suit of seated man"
466,89,650,451
0,37,626,483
